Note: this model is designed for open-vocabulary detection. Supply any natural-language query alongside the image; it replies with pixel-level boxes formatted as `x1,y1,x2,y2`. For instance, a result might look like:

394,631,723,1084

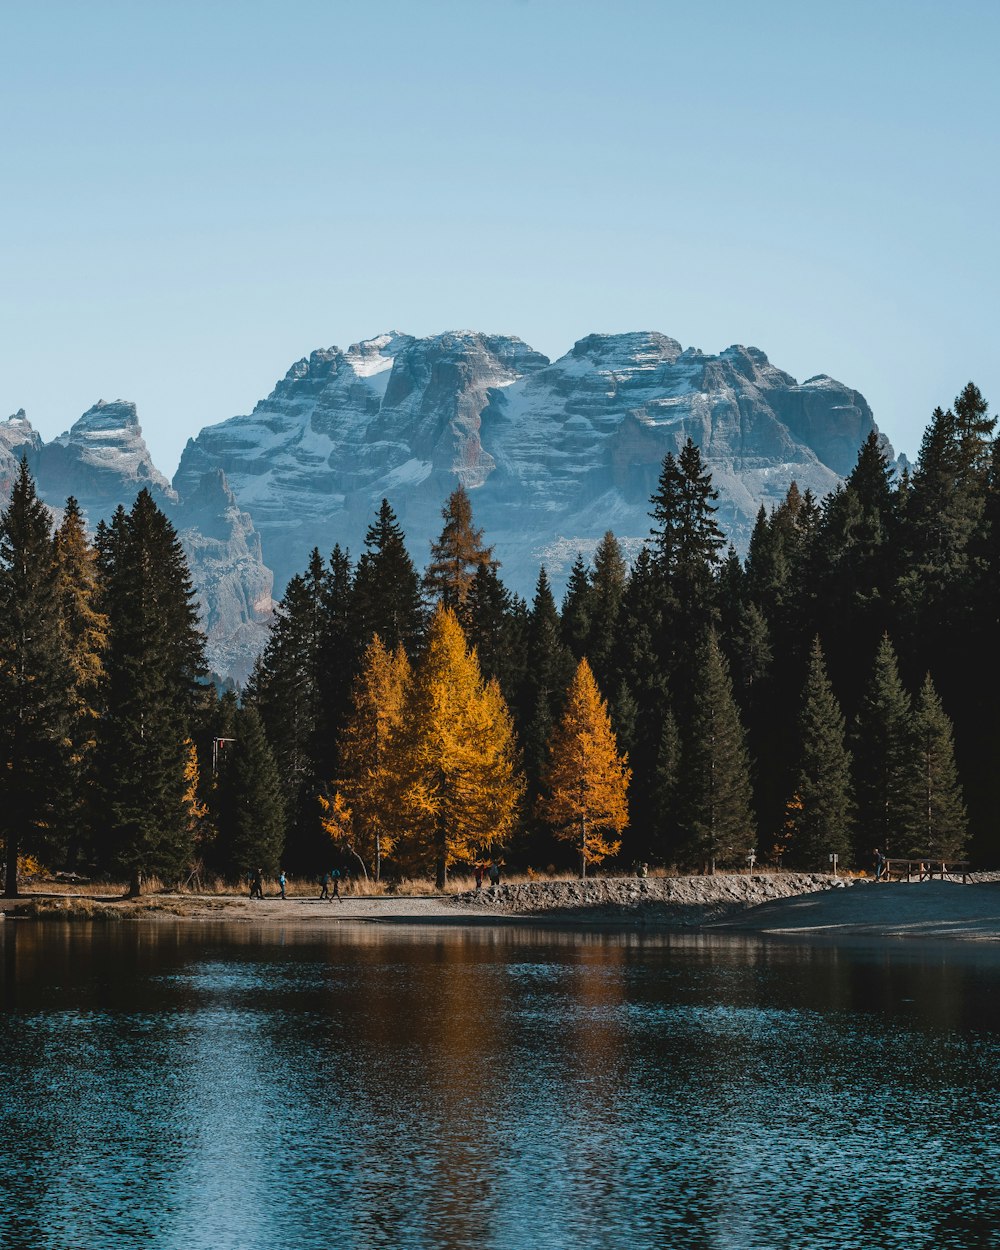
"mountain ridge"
3,328,889,680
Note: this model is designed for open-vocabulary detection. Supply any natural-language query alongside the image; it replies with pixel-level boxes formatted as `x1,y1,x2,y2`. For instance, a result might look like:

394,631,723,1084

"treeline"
1,381,996,888
0,469,207,895
248,384,995,876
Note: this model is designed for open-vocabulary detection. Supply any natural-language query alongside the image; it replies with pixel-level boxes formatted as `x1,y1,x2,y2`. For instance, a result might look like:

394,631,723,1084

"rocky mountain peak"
569,331,684,370
0,409,42,497
173,328,884,608
45,399,176,505
1,408,41,454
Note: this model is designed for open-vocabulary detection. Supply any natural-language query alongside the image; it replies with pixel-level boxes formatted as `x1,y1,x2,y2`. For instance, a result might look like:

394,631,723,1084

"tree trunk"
436,857,447,891
349,847,369,882
127,869,143,898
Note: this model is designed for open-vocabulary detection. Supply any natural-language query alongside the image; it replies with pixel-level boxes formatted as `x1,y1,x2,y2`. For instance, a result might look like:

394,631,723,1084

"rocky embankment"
450,873,848,926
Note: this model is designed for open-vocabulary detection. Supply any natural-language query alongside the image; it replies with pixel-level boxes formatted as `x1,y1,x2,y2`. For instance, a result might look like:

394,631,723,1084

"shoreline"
4,874,1000,942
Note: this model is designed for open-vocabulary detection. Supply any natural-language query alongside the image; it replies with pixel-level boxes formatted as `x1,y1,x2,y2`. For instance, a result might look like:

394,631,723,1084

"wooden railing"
883,859,971,884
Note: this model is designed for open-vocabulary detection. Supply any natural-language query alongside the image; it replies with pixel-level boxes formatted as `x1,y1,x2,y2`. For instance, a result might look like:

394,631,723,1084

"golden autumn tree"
182,738,208,865
538,658,630,878
423,486,497,629
330,635,410,880
391,606,522,887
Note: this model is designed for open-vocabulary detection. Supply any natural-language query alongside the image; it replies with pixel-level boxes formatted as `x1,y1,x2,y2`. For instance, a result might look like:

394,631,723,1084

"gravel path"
6,874,1000,940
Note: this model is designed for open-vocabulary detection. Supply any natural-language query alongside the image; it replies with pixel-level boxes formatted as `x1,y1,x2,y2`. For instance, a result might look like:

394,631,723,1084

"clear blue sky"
2,0,997,476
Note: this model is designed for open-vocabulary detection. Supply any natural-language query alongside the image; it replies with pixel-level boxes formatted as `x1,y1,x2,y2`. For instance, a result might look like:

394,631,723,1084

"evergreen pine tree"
245,557,329,873
852,635,912,862
650,706,681,864
519,567,575,788
52,496,109,867
953,381,995,481
95,489,206,891
212,704,286,877
353,499,424,653
538,658,630,877
648,438,724,685
587,531,627,692
466,564,526,710
743,483,816,848
805,434,898,711
784,638,853,869
608,547,669,847
0,461,73,892
901,675,967,860
315,543,357,775
677,631,755,872
560,555,592,659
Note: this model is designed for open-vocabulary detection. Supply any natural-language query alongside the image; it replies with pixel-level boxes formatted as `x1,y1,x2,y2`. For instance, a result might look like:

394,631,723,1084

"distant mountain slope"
0,402,273,684
174,330,881,596
1,328,885,681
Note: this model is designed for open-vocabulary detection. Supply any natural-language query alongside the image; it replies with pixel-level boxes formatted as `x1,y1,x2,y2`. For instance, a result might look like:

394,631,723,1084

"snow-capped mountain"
2,328,885,682
174,330,880,597
0,409,42,498
35,400,177,511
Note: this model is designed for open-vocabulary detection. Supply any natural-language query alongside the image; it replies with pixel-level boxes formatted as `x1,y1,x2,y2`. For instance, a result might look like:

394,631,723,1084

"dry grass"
11,896,190,921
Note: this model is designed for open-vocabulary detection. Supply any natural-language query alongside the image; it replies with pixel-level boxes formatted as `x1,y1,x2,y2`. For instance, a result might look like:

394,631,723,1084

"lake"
1,921,998,1250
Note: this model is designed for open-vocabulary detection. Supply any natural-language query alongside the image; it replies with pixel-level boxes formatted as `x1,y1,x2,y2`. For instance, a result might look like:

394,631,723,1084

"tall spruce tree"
677,631,755,872
785,638,853,869
648,438,724,687
805,433,898,712
246,554,327,872
901,675,967,860
649,705,682,864
95,489,206,892
467,565,526,710
519,567,575,789
852,635,912,862
212,704,286,877
560,555,592,659
353,499,424,653
609,547,669,848
315,543,357,776
0,461,73,893
586,531,627,692
52,497,109,867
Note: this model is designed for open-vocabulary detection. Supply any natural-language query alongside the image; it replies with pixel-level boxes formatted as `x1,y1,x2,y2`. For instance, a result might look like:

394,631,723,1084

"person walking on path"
251,868,264,899
474,865,484,892
278,872,287,900
873,848,886,881
320,872,332,900
331,868,342,900
488,862,501,889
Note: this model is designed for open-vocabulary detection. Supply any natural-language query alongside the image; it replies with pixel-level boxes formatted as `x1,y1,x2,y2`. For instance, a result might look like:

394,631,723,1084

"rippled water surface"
2,922,1000,1250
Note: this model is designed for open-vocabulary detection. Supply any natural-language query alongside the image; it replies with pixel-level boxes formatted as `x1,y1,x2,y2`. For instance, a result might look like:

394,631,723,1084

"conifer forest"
1,383,997,892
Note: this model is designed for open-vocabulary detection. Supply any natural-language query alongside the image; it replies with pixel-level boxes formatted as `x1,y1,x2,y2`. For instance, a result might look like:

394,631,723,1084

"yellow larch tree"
391,605,522,887
538,657,630,878
423,486,497,629
330,635,410,880
182,738,208,872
